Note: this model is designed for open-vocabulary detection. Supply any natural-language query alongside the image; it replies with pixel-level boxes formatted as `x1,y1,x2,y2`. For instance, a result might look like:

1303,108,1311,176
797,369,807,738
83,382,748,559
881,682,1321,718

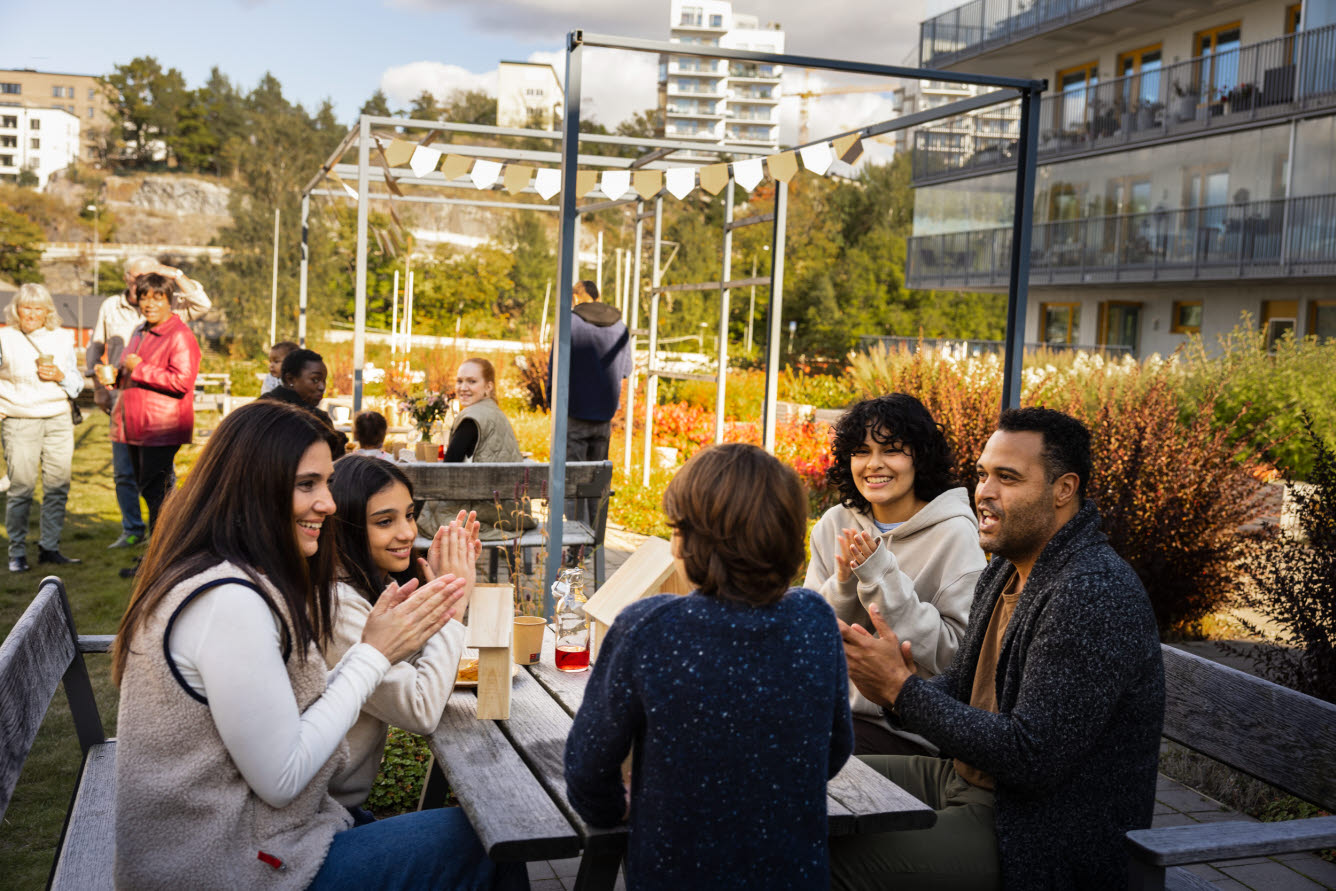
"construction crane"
794,78,896,143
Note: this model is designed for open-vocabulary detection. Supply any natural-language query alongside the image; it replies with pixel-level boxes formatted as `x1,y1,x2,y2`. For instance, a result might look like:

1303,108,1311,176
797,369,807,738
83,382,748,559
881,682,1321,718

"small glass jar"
552,567,590,672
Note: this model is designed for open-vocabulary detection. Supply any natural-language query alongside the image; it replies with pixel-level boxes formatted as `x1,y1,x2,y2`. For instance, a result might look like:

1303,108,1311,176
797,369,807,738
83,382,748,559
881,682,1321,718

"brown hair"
353,410,387,448
662,443,808,605
112,401,341,684
461,357,496,386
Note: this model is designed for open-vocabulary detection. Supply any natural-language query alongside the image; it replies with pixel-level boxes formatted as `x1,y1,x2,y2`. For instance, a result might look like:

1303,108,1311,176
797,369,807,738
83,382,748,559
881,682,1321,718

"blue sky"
3,0,933,137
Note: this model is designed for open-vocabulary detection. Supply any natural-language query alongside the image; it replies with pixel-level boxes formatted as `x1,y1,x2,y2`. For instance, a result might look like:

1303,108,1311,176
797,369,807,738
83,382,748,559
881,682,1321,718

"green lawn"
0,418,205,889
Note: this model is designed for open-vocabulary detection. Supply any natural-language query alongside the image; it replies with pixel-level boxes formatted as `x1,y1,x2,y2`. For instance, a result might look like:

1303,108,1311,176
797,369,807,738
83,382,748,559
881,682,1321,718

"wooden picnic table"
426,630,936,890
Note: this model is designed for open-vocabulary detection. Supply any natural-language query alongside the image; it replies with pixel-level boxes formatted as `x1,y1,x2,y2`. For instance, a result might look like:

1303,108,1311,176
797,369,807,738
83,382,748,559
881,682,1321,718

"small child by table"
564,443,854,890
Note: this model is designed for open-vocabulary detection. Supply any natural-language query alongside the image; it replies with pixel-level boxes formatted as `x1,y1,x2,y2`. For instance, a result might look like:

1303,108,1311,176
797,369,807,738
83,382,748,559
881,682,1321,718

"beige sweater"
114,562,353,890
325,582,467,806
805,487,986,735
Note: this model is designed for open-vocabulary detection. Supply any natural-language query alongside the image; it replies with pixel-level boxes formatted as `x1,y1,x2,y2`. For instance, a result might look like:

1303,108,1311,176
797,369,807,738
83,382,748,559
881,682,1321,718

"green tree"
0,207,46,284
359,89,393,118
441,89,496,126
105,57,189,166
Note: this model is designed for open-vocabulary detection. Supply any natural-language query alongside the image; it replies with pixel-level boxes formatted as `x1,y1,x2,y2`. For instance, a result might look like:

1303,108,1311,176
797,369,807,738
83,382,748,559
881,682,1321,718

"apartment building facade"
497,61,562,130
0,69,113,164
658,0,785,151
906,0,1336,356
0,106,80,187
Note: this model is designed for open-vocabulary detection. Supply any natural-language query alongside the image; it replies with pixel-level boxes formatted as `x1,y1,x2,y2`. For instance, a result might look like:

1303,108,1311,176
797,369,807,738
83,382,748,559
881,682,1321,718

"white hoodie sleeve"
804,509,862,622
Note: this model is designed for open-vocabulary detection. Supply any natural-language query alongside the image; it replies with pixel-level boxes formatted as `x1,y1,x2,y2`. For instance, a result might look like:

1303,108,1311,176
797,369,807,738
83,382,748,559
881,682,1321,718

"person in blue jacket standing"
550,280,630,463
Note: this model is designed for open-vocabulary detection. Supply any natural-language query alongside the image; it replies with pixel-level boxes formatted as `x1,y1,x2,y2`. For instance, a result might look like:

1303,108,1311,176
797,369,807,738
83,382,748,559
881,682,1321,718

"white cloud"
380,61,496,108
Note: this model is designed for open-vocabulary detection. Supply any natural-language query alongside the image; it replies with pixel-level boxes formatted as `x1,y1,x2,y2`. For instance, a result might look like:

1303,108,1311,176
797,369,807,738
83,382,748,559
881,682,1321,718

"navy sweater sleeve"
564,601,649,827
828,628,855,779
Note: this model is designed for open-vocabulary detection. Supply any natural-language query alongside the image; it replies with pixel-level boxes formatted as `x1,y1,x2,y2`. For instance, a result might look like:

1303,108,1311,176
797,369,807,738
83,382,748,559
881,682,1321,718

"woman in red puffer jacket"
99,273,202,536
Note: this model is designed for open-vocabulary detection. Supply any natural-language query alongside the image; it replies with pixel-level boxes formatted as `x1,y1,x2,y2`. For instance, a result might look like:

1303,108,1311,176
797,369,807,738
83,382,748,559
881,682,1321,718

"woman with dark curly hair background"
805,394,986,756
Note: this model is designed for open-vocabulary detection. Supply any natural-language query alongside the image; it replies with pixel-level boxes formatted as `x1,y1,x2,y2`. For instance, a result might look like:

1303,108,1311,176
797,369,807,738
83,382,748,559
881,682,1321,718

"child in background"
352,411,395,462
564,443,854,891
260,341,299,395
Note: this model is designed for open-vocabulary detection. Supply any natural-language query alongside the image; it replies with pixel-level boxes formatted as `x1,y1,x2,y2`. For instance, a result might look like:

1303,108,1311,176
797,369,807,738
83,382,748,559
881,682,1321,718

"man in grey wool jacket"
831,407,1165,890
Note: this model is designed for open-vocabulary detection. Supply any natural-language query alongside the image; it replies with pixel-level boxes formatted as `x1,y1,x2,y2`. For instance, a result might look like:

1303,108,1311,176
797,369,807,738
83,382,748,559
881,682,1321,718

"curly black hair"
826,394,958,513
996,407,1091,499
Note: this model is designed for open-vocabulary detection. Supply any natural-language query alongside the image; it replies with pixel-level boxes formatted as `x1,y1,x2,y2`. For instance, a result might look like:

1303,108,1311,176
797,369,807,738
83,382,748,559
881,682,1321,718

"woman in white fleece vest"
111,401,526,891
805,394,986,756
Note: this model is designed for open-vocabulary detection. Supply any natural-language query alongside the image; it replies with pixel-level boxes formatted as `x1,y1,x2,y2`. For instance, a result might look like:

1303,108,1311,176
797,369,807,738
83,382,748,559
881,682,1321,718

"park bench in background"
0,577,114,891
402,460,613,587
1126,645,1336,890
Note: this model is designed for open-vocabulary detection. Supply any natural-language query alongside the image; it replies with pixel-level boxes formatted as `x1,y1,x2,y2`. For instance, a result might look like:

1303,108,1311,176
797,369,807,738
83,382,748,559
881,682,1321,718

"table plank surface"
428,690,581,861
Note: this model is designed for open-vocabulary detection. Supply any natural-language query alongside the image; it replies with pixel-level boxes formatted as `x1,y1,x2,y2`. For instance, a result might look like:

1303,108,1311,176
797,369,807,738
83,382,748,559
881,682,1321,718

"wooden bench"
1126,645,1336,890
0,577,115,890
402,461,614,588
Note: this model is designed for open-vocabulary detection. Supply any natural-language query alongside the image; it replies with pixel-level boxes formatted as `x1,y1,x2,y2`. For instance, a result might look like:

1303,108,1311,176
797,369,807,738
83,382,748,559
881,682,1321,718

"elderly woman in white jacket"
0,284,85,572
805,393,987,756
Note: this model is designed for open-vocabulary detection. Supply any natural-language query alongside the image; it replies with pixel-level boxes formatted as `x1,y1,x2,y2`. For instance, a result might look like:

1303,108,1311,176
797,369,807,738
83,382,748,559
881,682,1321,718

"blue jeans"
308,808,529,891
111,438,146,537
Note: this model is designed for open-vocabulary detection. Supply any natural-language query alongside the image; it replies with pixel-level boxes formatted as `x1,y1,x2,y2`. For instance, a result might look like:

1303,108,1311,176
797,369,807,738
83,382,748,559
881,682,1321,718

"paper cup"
37,354,54,366
96,366,117,386
512,616,545,665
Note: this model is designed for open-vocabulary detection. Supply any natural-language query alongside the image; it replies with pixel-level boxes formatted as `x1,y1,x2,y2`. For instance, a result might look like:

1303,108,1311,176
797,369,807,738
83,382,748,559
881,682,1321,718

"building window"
1194,22,1242,96
1171,301,1203,333
52,85,63,97
679,6,701,26
88,87,96,101
1099,301,1142,352
0,135,13,147
30,118,39,130
1117,43,1163,106
709,13,722,27
1055,61,1098,131
30,137,39,149
1311,300,1336,341
0,154,12,166
87,107,95,118
1,116,16,128
0,83,19,95
1262,299,1298,352
1040,302,1080,344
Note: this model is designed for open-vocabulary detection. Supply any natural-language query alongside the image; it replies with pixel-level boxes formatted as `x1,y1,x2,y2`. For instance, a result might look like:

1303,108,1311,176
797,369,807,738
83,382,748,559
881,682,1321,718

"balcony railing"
906,193,1336,288
727,110,776,122
912,24,1336,183
920,0,1144,67
729,63,781,79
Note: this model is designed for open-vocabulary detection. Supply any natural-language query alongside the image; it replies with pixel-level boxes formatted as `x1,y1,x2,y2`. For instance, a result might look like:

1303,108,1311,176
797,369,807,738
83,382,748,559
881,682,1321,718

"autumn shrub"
513,341,551,411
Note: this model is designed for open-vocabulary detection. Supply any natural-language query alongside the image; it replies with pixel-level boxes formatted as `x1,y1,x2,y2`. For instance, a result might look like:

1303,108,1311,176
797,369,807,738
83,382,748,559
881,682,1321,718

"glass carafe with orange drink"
552,567,590,672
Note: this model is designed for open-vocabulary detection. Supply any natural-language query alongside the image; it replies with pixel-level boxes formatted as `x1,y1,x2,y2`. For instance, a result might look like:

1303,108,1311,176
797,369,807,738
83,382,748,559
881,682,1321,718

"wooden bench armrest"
77,635,114,654
1127,815,1336,866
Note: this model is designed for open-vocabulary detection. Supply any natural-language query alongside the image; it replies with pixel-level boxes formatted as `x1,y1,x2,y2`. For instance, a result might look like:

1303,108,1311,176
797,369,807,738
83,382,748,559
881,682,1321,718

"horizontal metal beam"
725,213,774,231
646,369,717,383
577,196,641,216
309,189,558,211
652,276,770,294
575,31,1046,91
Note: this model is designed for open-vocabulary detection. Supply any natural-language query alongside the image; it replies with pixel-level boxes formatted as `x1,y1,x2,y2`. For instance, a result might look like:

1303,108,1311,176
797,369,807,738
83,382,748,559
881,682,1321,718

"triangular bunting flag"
503,165,532,195
441,154,473,181
575,170,597,198
600,170,632,200
383,139,415,167
665,167,696,200
799,144,833,176
327,171,359,200
833,133,861,162
471,159,502,189
633,170,663,200
409,145,443,178
766,151,799,183
698,163,729,195
534,168,561,200
733,158,764,191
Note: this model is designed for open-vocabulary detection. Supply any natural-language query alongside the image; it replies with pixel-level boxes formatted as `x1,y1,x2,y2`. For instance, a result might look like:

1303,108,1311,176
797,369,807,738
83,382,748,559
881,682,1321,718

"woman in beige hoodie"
805,394,986,755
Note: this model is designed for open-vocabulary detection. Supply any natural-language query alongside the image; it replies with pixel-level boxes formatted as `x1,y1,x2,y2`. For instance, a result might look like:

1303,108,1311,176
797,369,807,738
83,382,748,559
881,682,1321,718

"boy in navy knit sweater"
565,443,854,890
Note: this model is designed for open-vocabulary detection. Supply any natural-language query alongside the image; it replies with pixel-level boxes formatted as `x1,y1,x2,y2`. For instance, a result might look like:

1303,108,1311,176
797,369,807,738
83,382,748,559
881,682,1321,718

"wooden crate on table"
583,537,691,662
466,584,514,719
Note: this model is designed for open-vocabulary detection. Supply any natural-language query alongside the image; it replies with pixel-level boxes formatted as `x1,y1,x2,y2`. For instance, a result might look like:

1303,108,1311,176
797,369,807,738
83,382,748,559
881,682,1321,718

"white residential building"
660,0,785,151
497,61,562,130
0,106,79,187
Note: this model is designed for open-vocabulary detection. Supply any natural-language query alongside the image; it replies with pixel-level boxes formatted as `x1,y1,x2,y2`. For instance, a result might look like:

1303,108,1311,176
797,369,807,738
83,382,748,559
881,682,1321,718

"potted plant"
399,391,450,441
1226,82,1257,113
1172,81,1198,121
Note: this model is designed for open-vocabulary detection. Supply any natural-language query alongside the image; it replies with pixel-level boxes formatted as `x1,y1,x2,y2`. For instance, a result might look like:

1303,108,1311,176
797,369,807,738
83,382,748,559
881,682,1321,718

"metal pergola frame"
300,34,1044,614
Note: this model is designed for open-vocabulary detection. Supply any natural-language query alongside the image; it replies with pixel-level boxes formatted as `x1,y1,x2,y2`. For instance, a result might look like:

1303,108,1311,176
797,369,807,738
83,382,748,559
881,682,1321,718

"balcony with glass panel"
731,86,779,103
666,76,726,99
911,23,1336,185
728,63,782,81
905,193,1336,289
668,58,724,76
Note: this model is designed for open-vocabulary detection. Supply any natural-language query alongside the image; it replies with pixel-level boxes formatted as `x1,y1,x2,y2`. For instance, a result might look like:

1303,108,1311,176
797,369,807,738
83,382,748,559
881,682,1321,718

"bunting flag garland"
698,163,730,196
600,170,632,200
503,165,532,195
633,170,664,200
732,157,764,191
533,167,561,200
665,167,696,200
354,134,869,205
408,145,442,178
441,154,473,181
470,159,503,189
799,144,833,176
766,151,799,183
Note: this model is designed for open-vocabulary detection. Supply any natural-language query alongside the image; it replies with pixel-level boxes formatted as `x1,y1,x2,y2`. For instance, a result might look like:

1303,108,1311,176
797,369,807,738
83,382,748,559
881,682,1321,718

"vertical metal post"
1001,86,1042,411
624,203,644,478
761,181,787,454
596,231,603,292
715,180,734,444
641,196,663,486
614,248,623,316
391,270,399,355
747,254,757,353
353,116,371,412
269,207,280,347
298,194,310,348
544,32,584,615
1280,119,1298,270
